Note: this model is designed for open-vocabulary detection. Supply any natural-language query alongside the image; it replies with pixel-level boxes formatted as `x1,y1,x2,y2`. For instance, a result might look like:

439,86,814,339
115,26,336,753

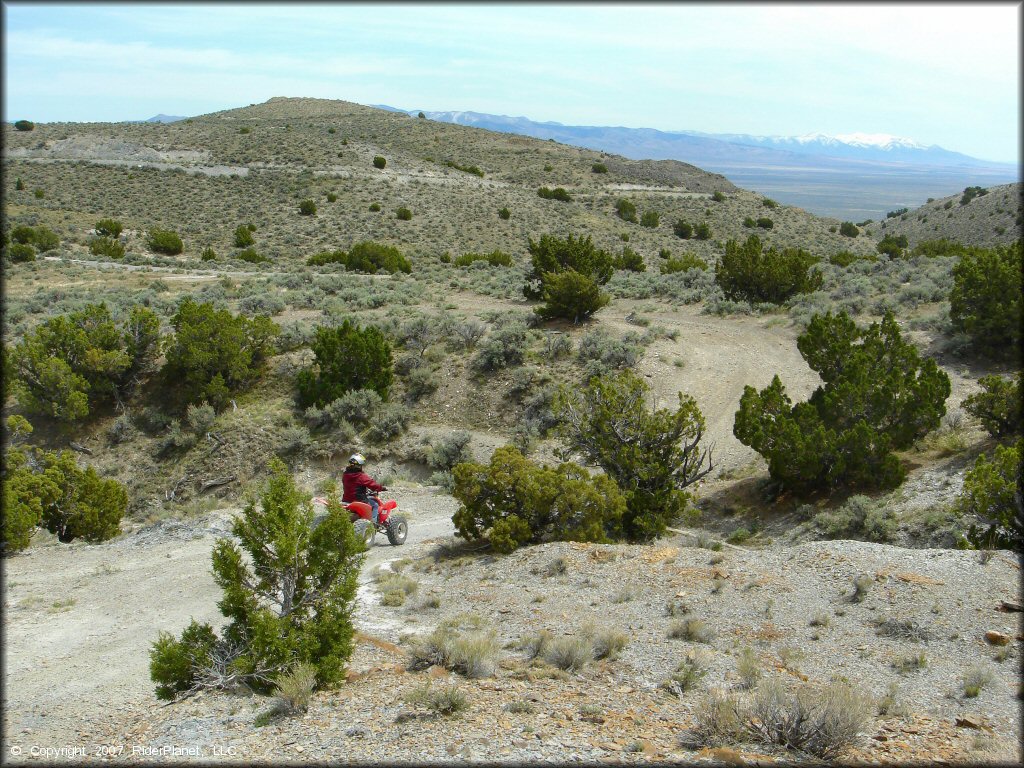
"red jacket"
342,467,384,502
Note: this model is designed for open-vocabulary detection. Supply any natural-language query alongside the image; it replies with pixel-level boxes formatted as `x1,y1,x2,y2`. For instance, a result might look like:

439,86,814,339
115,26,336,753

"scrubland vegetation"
2,99,1021,761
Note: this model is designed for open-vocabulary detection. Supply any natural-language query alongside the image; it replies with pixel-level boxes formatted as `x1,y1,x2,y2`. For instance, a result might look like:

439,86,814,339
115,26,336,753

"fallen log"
69,441,93,455
201,475,236,492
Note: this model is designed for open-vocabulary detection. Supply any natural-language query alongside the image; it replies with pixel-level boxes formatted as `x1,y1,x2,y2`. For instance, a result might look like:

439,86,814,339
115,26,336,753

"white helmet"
348,453,366,467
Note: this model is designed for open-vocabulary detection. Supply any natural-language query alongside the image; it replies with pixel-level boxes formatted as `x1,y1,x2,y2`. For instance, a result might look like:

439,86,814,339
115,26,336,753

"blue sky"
3,3,1020,162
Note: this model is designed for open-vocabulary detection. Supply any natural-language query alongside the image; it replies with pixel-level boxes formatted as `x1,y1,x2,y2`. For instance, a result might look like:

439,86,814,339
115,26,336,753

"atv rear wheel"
385,515,408,546
352,519,375,548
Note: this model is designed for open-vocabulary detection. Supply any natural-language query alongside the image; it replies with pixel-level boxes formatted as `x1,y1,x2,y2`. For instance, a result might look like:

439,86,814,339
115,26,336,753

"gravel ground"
3,481,1020,765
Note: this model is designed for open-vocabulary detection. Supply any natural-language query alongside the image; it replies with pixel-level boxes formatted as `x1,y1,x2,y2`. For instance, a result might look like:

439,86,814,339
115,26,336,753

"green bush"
538,186,572,202
11,225,35,244
911,238,968,257
498,207,511,220
958,440,1022,550
734,312,950,494
762,198,778,209
31,227,60,252
8,243,35,262
369,202,381,212
161,298,279,410
373,155,386,169
146,228,184,255
14,120,34,131
615,199,638,222
297,320,393,408
89,237,125,259
3,433,127,550
960,186,987,206
962,374,1022,438
235,248,268,264
555,369,711,540
876,234,908,258
716,234,822,304
712,191,726,202
524,233,613,300
640,211,660,228
299,199,317,216
613,246,646,272
8,303,160,421
149,460,365,698
673,220,694,239
839,222,860,237
886,207,908,219
14,177,24,190
591,162,608,173
756,217,774,230
308,241,411,274
454,250,512,267
326,192,337,202
9,225,58,252
95,219,123,238
660,254,708,274
949,241,1021,360
451,445,626,553
200,247,217,261
233,225,255,248
828,251,875,267
534,269,609,324
444,160,484,177
694,223,712,240
395,206,413,220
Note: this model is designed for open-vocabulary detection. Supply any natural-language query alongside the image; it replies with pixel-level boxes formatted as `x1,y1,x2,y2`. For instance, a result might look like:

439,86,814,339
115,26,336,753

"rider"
342,453,386,524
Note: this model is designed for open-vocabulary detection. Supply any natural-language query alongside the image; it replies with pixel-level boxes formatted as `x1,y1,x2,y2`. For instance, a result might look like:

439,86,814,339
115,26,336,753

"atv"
313,492,408,548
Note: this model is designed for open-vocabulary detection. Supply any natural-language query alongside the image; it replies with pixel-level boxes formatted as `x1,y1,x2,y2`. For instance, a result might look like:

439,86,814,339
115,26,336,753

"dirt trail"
1,488,459,752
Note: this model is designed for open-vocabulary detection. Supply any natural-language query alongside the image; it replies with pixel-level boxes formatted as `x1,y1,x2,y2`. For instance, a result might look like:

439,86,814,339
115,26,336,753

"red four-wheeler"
313,492,408,548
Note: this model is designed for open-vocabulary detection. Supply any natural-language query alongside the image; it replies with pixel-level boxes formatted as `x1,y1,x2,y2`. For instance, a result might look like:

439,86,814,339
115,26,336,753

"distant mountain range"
141,105,1018,220
376,106,1018,220
137,114,187,124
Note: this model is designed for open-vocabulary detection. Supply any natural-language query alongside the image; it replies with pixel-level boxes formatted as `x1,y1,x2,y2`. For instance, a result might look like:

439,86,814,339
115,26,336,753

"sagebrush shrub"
299,199,317,216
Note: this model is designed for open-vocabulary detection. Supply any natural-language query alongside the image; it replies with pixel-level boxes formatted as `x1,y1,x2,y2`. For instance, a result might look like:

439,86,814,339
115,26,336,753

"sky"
3,2,1020,163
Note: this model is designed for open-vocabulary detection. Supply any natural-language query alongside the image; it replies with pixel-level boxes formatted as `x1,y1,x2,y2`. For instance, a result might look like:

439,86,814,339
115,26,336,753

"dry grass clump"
519,623,628,671
274,662,317,713
691,678,872,759
669,618,715,643
892,651,928,674
404,681,469,716
406,619,499,679
737,647,761,689
874,618,932,642
661,656,707,696
962,666,994,698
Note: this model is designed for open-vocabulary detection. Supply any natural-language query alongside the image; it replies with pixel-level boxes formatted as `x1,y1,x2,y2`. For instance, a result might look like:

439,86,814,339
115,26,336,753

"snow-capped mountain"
681,130,977,164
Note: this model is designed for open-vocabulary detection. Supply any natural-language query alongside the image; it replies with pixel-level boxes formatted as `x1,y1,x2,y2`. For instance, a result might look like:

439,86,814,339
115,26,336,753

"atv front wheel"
352,519,375,548
385,515,408,546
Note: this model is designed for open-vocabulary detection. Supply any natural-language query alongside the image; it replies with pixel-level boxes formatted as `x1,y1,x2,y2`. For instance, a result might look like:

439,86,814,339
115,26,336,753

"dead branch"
69,441,93,455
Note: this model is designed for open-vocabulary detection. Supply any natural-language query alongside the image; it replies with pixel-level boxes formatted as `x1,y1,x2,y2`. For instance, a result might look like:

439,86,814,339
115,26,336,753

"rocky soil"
3,483,1020,765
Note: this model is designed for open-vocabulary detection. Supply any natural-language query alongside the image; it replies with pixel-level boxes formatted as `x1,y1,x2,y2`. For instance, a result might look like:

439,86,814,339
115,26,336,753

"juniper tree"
150,460,365,698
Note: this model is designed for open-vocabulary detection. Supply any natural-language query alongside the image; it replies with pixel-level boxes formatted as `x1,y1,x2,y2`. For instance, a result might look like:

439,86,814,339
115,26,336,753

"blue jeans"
367,497,380,524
